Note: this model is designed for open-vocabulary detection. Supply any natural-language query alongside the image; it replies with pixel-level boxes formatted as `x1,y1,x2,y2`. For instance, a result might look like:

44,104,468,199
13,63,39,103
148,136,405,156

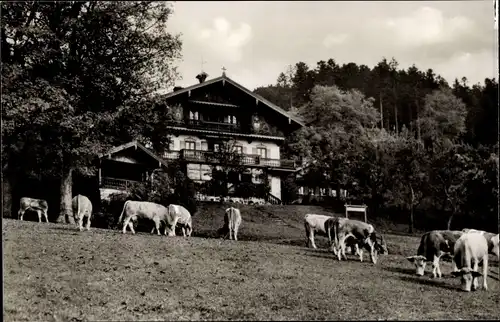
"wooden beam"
222,79,225,86
256,98,259,105
288,118,291,124
188,90,191,97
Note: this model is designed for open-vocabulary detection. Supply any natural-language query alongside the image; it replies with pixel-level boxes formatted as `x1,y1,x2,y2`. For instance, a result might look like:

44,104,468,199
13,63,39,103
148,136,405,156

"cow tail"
118,200,129,226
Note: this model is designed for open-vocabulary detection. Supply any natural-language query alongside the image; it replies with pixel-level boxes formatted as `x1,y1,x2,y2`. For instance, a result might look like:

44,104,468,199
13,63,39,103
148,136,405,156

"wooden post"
98,160,102,186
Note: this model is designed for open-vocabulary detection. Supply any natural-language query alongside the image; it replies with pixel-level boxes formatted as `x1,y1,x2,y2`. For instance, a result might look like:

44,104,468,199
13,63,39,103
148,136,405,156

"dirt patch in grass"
4,218,499,321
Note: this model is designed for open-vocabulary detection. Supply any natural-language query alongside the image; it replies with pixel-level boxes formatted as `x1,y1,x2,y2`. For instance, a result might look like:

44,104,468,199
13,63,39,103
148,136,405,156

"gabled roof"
98,140,168,168
163,75,306,127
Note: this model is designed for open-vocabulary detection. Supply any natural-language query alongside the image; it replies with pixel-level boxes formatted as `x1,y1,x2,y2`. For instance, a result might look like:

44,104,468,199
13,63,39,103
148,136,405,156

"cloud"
196,17,252,63
385,6,475,47
323,33,349,48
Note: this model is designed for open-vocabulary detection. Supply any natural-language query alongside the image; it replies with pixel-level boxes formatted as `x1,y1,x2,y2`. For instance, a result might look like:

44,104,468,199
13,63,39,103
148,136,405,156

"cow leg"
128,221,136,234
338,235,348,261
43,210,49,223
431,255,441,278
122,217,132,234
451,260,458,273
482,256,488,291
309,230,317,249
86,215,91,231
181,227,186,237
78,216,84,231
36,209,42,223
358,248,364,262
234,228,238,241
472,259,480,291
153,218,161,236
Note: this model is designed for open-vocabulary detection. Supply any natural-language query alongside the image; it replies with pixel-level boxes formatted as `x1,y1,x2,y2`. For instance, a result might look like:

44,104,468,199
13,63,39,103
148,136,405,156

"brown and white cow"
219,207,242,241
304,214,335,249
462,228,499,259
332,218,388,264
452,232,489,292
406,230,463,278
72,194,92,231
119,201,180,236
18,197,49,223
151,204,193,237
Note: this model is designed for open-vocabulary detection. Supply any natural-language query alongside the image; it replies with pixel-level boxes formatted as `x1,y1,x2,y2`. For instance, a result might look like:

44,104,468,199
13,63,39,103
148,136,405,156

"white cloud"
323,33,349,48
385,6,474,47
196,17,252,63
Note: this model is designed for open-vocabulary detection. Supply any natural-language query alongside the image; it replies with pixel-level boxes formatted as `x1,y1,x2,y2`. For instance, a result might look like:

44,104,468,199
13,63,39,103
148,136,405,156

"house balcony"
163,149,296,170
100,177,141,190
170,119,243,133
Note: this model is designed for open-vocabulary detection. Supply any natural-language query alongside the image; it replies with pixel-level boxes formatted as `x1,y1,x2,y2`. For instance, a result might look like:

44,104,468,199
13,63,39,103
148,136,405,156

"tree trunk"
446,213,454,230
379,93,384,130
408,185,415,233
57,167,75,224
2,170,14,218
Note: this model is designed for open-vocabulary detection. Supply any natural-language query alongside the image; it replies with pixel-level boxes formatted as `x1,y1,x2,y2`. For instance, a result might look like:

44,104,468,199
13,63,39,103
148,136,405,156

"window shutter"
252,147,257,155
196,141,201,150
180,140,185,150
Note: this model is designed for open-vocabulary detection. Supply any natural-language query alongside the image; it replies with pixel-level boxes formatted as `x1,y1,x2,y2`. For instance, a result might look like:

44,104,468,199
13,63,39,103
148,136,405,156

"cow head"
406,255,427,276
452,268,482,292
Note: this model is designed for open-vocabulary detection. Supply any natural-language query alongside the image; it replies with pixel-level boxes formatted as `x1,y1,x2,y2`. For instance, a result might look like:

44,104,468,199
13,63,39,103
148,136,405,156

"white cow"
151,204,193,237
220,207,242,241
452,232,489,292
72,194,93,231
118,201,179,236
304,214,334,249
18,197,49,223
462,228,499,259
407,230,463,278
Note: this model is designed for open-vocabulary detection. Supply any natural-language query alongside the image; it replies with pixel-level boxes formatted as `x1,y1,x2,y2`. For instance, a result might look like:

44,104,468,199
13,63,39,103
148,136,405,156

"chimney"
196,72,208,84
173,86,184,92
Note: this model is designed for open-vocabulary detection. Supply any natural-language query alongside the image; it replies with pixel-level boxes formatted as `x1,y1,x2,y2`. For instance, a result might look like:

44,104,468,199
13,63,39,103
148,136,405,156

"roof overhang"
163,76,306,128
98,140,168,168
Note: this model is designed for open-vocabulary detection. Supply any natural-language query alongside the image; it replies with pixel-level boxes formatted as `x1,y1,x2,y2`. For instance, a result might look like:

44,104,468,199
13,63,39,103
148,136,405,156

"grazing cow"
118,201,179,236
219,207,242,241
151,204,193,237
304,214,335,249
406,230,463,278
452,232,489,292
462,228,499,259
72,194,92,231
18,197,49,223
332,218,388,264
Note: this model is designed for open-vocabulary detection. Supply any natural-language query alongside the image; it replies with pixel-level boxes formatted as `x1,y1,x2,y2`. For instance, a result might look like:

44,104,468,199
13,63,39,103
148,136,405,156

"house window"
189,111,199,120
225,115,237,124
257,147,267,158
214,144,220,152
186,141,196,150
234,145,243,154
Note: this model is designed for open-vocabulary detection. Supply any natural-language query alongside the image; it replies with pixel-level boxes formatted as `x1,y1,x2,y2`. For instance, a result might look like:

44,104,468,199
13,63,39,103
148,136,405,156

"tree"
2,2,182,222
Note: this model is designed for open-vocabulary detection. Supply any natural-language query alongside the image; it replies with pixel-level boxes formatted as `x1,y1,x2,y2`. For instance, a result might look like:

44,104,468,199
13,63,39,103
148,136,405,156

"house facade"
160,71,304,203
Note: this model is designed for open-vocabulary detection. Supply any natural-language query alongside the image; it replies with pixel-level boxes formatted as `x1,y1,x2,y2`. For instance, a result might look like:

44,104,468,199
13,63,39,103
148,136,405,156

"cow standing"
72,194,93,231
151,204,193,237
18,197,49,223
332,218,388,264
118,201,179,236
406,230,463,278
304,214,335,249
462,228,499,259
220,207,242,241
452,232,489,292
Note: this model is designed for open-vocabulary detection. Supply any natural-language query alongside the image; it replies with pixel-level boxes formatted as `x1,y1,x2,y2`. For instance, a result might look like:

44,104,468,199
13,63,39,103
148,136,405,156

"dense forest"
255,59,498,232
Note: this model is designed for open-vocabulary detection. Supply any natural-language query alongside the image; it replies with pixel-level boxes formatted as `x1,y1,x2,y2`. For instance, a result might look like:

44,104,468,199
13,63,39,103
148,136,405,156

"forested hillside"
255,59,498,232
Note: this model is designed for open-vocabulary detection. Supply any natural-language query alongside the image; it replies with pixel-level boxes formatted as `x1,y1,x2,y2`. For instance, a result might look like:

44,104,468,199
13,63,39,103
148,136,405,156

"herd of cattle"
16,196,500,292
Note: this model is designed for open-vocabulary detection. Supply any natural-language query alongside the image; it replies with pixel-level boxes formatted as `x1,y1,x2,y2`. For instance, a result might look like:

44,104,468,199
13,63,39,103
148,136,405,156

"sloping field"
3,204,499,321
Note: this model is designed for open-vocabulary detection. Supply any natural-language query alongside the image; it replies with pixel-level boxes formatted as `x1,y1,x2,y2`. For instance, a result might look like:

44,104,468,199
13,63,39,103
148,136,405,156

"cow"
406,230,463,278
118,201,180,236
304,214,335,249
219,207,242,241
452,232,489,292
151,204,193,237
332,218,388,264
18,197,49,223
462,228,499,259
72,194,92,231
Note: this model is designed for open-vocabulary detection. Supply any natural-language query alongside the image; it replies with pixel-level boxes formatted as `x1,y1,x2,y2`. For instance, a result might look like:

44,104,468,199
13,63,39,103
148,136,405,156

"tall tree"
2,1,182,222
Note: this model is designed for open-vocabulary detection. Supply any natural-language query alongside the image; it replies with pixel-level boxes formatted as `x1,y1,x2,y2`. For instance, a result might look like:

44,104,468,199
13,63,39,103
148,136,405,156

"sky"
167,1,498,91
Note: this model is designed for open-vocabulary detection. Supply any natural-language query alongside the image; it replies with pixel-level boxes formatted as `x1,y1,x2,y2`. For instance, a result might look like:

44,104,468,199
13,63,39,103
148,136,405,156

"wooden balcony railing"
101,177,140,190
169,119,243,133
178,149,296,170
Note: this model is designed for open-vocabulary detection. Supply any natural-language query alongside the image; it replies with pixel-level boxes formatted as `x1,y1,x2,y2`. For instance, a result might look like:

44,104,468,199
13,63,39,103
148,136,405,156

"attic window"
225,115,237,124
189,111,199,120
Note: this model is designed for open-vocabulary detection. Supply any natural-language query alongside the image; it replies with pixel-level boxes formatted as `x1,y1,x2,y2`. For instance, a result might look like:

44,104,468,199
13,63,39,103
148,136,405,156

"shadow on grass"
398,275,458,291
384,266,417,276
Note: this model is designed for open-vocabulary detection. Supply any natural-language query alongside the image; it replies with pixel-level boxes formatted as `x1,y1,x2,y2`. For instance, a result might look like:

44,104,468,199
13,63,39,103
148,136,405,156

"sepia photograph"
2,1,498,320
